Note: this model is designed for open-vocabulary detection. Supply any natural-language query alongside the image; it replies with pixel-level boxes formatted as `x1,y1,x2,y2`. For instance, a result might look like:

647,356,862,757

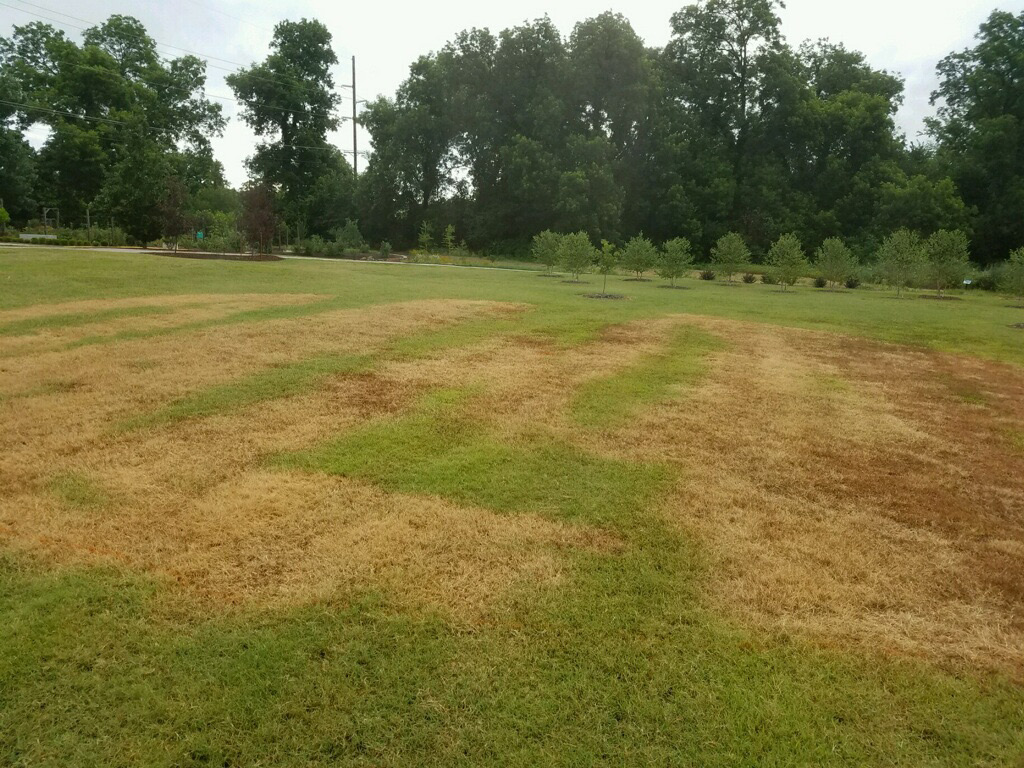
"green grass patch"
276,393,665,527
1008,429,1024,453
48,472,108,509
572,325,722,428
0,304,175,337
121,353,374,430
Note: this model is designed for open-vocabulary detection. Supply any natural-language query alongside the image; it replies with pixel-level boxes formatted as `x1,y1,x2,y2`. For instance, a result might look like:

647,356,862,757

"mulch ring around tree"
537,273,562,278
583,293,627,300
918,295,963,301
622,277,652,282
161,251,283,262
1011,323,1024,330
658,285,690,290
562,280,589,284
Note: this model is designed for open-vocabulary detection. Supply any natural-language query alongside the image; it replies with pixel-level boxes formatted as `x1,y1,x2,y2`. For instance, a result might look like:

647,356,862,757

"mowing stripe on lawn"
571,324,723,428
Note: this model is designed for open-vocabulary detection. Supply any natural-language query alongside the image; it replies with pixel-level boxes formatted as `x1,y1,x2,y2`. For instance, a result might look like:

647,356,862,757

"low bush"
761,272,778,285
699,270,716,281
813,276,828,288
845,276,861,289
742,273,757,284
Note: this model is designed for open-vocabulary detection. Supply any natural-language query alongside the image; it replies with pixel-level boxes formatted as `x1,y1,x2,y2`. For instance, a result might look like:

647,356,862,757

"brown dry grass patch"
0,293,326,357
3,298,1022,671
0,296,618,618
609,316,1024,676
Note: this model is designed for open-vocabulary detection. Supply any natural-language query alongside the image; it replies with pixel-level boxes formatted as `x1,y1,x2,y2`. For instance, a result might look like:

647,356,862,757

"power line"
1,0,353,97
176,0,275,34
5,54,350,122
0,98,370,155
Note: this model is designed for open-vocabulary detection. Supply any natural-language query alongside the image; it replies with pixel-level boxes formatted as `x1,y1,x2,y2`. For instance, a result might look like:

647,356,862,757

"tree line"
0,3,1022,269
531,228,1024,302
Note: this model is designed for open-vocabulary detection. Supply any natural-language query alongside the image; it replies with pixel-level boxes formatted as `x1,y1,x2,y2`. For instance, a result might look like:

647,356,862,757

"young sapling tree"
767,233,808,291
658,237,693,287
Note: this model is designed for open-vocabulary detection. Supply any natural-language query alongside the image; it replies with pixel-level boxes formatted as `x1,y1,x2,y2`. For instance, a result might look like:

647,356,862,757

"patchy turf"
571,322,722,428
277,389,667,527
1,247,1023,765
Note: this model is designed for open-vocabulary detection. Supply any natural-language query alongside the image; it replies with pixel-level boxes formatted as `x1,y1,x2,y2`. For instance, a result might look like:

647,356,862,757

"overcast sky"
6,0,1022,187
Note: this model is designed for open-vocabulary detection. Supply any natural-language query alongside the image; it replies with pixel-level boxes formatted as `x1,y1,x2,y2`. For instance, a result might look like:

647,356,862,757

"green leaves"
532,230,563,273
877,229,925,297
657,238,693,286
924,230,970,296
620,235,658,278
767,233,808,291
711,233,751,282
558,232,597,280
815,238,857,288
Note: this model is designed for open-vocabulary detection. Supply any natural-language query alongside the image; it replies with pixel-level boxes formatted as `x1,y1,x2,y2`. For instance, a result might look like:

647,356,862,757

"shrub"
742,272,757,284
699,270,716,281
761,272,778,285
845,276,861,289
813,276,828,288
379,240,392,260
333,219,367,252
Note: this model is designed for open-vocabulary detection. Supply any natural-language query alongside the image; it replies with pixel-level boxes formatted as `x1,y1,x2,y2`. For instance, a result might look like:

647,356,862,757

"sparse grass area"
1,247,1023,765
48,471,108,509
0,304,174,336
572,324,722,428
122,353,374,430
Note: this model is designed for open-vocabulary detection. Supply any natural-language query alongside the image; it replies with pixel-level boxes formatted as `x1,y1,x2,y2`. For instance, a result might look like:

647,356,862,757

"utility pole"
351,55,358,176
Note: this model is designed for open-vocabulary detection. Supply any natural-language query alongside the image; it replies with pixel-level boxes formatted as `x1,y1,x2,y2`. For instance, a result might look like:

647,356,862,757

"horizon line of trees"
1,3,1022,266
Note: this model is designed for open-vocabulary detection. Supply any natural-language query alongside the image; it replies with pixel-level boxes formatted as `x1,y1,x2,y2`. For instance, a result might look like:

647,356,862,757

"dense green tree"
815,238,857,288
0,16,224,227
558,231,596,281
620,235,658,279
0,127,36,221
158,176,189,251
767,233,807,291
930,10,1024,264
239,184,276,254
532,230,562,274
877,229,925,297
711,232,751,283
924,229,970,297
228,19,348,235
658,237,694,287
96,130,169,245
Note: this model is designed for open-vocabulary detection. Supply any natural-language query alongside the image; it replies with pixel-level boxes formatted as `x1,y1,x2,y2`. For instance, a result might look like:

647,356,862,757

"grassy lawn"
1,248,1022,766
